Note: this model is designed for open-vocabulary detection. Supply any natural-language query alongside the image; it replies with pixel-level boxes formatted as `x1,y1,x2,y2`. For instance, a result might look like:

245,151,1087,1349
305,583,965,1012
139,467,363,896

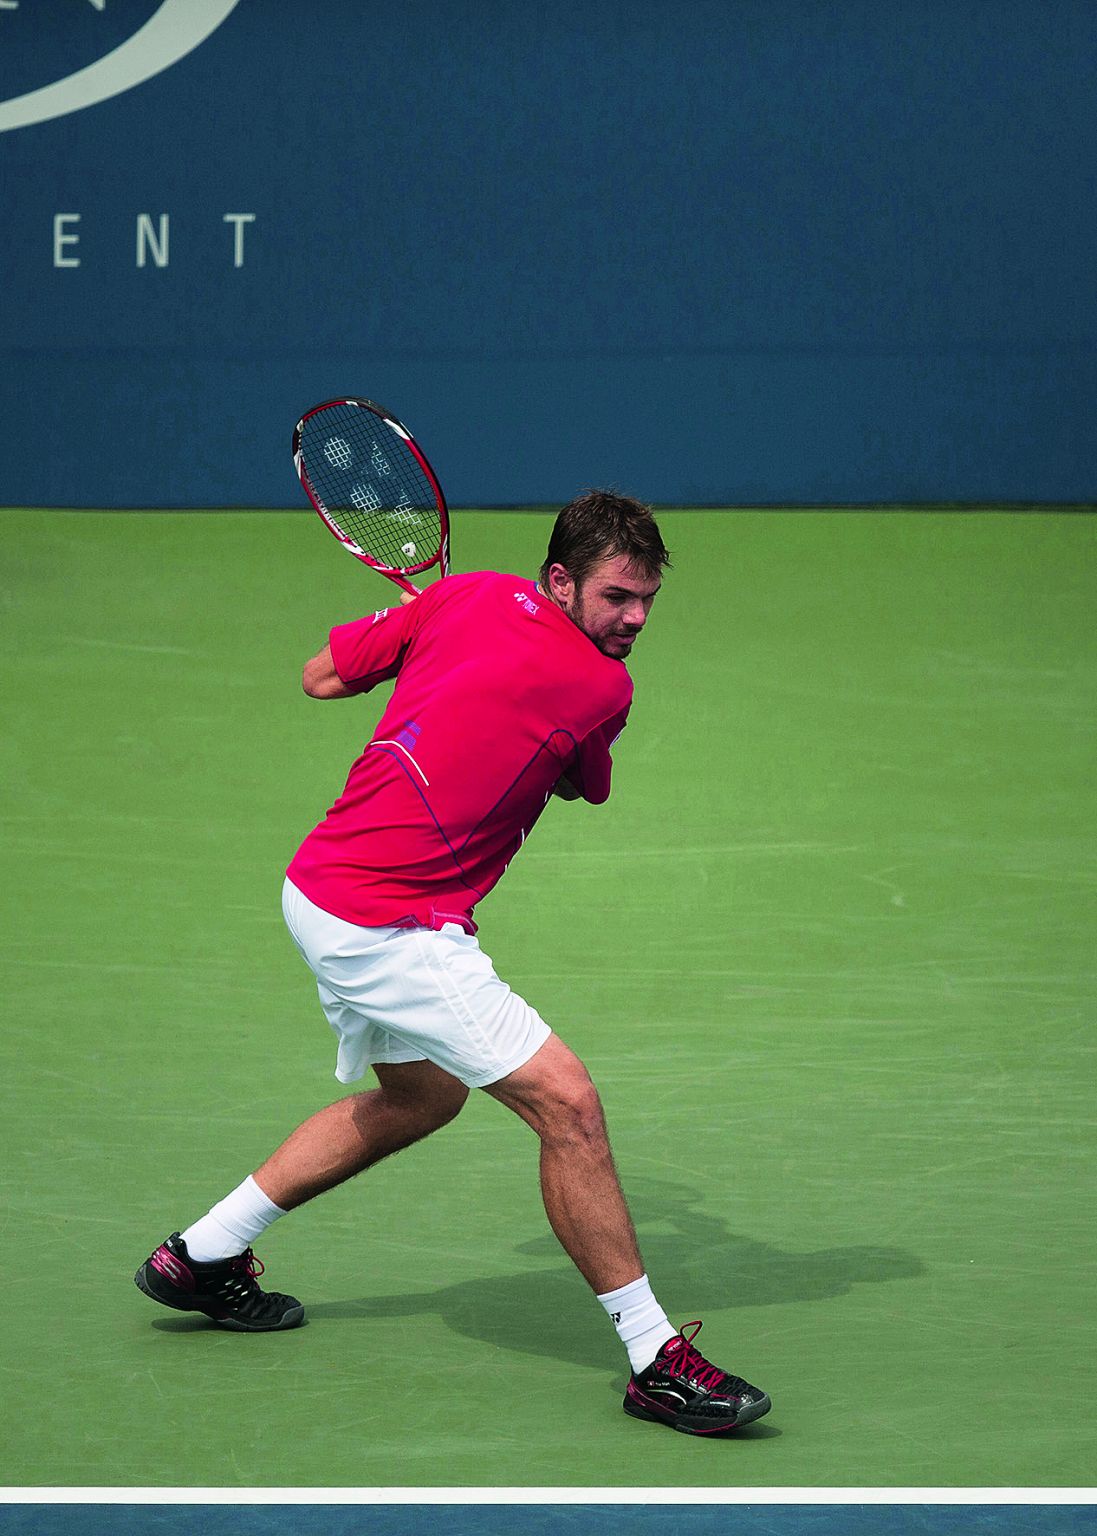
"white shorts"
281,877,551,1088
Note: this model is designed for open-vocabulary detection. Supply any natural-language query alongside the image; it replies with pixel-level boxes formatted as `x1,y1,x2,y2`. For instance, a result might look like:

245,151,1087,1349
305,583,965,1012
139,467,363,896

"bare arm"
302,590,420,700
302,644,356,699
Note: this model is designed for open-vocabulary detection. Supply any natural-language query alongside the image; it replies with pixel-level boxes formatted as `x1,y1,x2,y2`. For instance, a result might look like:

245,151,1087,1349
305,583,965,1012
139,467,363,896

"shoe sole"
134,1265,305,1332
624,1392,772,1436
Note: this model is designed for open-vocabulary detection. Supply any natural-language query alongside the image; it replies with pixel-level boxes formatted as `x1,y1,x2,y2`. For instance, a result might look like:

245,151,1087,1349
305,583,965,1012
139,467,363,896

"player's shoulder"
555,613,634,712
421,569,511,599
417,569,532,613
602,653,635,710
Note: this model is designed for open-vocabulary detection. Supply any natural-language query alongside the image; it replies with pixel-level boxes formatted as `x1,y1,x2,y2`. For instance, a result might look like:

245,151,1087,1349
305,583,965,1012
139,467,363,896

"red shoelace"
229,1250,265,1280
664,1322,727,1391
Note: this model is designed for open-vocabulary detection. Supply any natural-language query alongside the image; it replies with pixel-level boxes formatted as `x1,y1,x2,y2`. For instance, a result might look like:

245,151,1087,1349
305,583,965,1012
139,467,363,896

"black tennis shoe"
134,1231,305,1332
624,1321,771,1435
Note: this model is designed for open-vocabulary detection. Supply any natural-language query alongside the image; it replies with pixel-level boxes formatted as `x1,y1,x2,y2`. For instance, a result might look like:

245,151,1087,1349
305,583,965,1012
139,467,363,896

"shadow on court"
145,1171,921,1375
296,1173,923,1371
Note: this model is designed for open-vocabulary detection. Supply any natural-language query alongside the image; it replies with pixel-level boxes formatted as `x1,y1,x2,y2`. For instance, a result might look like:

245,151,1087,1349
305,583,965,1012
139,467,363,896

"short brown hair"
539,490,671,590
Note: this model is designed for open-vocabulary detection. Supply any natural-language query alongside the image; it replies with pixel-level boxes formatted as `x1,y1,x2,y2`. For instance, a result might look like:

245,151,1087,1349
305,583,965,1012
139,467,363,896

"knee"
487,1037,611,1147
539,1072,608,1149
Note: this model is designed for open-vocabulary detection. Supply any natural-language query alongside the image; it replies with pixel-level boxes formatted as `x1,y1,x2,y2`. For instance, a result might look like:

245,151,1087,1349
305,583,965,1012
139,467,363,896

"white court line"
71,637,203,656
1,1488,1094,1504
525,843,867,860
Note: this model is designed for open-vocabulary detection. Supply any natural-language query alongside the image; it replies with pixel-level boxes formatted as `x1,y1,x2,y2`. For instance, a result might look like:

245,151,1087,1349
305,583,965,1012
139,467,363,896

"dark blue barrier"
1,1511,1095,1536
1,0,1095,505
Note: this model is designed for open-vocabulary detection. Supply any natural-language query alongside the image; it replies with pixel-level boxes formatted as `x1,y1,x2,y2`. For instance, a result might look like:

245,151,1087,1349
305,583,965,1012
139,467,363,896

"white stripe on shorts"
280,878,550,1088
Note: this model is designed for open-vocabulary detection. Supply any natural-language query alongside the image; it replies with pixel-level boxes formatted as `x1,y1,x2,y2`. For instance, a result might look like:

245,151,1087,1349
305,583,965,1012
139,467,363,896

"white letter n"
136,213,169,268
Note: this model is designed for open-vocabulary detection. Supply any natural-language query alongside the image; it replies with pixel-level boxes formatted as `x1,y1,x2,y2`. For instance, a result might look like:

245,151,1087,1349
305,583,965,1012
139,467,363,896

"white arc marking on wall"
0,0,244,134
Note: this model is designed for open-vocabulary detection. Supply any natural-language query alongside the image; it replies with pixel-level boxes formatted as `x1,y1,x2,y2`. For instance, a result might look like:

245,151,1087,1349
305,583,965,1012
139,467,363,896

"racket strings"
299,404,441,571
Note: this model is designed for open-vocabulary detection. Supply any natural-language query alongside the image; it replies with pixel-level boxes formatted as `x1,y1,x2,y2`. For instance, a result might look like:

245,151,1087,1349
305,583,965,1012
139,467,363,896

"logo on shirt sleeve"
513,590,540,617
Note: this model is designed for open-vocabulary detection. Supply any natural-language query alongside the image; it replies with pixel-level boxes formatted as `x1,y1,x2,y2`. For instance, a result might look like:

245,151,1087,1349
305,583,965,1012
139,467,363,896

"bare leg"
484,1033,644,1294
254,1059,468,1210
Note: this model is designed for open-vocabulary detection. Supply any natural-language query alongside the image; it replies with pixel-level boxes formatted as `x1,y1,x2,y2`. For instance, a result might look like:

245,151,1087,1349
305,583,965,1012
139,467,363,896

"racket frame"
292,396,450,595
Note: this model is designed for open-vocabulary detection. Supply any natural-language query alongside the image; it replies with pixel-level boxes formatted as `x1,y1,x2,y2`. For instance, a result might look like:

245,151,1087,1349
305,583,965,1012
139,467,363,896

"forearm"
302,644,356,698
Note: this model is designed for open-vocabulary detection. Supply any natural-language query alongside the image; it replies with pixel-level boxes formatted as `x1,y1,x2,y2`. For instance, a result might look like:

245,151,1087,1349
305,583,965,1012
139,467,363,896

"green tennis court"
1,508,1093,1489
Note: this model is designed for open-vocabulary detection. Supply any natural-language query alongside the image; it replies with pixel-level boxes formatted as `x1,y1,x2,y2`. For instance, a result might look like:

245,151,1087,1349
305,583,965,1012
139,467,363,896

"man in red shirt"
135,492,771,1435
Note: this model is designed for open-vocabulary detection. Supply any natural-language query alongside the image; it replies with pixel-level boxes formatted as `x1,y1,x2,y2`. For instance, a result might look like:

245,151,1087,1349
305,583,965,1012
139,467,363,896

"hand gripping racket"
292,397,450,595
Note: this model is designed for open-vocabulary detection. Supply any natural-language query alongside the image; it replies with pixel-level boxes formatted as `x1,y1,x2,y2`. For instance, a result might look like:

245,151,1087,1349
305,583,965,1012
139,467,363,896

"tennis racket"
292,397,450,596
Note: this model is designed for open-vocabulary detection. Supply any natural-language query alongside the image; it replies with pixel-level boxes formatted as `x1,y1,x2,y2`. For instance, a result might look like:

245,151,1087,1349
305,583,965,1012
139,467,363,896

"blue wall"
1,0,1095,506
2,1510,1096,1536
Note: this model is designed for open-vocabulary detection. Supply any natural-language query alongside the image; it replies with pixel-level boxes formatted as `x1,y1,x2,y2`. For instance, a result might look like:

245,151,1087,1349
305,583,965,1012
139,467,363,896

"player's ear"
546,562,574,604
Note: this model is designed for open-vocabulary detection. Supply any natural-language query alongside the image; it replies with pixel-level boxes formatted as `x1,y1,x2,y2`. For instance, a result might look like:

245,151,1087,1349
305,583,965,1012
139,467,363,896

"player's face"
551,552,661,658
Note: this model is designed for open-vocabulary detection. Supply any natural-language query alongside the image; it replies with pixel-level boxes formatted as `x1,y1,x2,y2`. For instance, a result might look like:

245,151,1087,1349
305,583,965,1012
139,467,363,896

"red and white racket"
292,397,450,595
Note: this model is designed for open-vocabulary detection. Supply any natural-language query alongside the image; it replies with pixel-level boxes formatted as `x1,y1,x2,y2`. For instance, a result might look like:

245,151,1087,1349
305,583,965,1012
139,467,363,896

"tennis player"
135,491,771,1435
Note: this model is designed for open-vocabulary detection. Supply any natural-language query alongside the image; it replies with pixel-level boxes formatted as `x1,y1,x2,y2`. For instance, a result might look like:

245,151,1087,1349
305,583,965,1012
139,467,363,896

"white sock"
180,1175,287,1262
597,1273,677,1372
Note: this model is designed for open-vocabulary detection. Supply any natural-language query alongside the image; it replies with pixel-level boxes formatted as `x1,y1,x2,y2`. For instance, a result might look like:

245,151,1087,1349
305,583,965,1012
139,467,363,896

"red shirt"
286,571,632,933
